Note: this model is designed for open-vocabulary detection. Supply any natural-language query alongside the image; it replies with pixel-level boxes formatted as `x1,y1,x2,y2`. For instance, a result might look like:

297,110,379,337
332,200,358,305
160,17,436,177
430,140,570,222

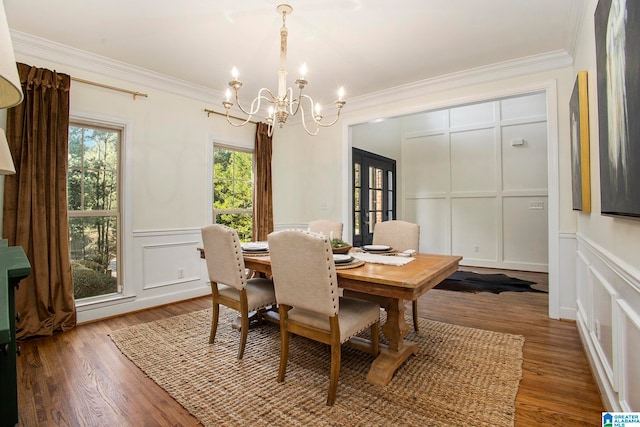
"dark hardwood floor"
16,268,604,426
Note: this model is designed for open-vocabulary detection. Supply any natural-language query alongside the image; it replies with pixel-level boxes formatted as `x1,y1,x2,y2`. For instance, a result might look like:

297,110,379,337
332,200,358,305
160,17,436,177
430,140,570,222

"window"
213,146,253,241
68,123,121,300
352,148,396,246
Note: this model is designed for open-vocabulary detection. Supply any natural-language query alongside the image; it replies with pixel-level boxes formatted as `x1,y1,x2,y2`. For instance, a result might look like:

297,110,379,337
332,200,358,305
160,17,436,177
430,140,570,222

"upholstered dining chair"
308,219,343,240
372,220,421,331
268,230,380,406
201,224,276,359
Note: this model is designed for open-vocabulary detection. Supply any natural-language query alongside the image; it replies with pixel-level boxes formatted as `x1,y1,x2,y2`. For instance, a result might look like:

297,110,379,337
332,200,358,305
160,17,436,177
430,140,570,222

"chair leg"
209,303,220,344
327,343,341,406
238,308,249,359
277,306,290,383
412,299,419,332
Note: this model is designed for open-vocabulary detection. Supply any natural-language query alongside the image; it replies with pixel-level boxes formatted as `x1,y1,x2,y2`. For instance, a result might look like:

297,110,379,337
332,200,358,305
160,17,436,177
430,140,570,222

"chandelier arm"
224,113,255,128
289,87,303,116
296,99,321,136
300,112,321,136
298,94,344,128
234,88,276,116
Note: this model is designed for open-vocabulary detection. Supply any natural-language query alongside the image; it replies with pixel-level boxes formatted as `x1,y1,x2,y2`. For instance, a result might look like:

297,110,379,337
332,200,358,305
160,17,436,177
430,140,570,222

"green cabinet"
0,242,31,426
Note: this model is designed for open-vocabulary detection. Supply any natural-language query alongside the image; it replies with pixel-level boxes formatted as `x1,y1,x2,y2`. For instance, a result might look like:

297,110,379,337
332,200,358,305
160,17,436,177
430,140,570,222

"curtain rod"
71,77,148,100
204,108,257,125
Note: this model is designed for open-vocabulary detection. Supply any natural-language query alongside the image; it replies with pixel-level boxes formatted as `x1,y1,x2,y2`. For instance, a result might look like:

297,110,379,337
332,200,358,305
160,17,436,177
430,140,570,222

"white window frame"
211,142,255,235
70,112,134,309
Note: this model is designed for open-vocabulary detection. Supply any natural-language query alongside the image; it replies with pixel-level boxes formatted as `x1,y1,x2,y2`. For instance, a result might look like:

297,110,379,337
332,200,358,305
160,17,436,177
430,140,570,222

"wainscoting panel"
503,196,548,266
450,128,497,193
451,197,497,262
618,300,640,411
576,234,640,411
403,134,449,195
589,265,617,391
404,197,449,254
142,240,202,290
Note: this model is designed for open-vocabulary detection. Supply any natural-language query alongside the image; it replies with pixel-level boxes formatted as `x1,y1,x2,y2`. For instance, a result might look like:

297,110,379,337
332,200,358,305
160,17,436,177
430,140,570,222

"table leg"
366,297,418,385
344,291,419,386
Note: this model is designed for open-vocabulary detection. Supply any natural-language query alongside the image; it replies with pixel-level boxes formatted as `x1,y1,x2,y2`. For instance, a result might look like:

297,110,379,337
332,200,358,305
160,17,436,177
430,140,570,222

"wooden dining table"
203,250,462,386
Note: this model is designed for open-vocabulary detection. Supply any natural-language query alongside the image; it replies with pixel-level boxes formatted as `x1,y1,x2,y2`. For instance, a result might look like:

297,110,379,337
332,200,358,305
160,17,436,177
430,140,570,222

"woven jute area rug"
109,307,524,427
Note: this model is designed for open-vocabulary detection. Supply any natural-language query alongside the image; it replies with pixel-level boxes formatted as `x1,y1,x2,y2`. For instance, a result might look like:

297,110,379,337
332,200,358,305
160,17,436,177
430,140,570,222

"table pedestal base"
366,342,418,385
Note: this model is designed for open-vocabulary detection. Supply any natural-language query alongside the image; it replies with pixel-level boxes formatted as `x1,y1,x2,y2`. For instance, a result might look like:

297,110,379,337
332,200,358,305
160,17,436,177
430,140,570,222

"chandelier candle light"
222,4,346,136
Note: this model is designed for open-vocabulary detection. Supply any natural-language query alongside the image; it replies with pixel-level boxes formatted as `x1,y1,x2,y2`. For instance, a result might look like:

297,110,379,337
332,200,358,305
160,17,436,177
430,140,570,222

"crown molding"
10,30,222,105
565,0,588,60
346,50,574,113
11,30,573,116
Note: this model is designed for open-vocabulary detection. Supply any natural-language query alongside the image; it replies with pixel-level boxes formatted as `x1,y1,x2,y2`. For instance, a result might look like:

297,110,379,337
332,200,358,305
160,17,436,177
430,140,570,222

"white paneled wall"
401,92,549,271
576,235,640,411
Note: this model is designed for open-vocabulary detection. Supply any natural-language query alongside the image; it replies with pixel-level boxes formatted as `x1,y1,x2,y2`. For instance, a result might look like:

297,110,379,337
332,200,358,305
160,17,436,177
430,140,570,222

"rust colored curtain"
3,63,76,339
252,122,273,241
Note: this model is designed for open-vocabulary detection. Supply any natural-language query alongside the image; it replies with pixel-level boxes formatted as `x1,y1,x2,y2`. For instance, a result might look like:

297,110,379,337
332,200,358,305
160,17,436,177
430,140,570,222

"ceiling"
4,0,582,108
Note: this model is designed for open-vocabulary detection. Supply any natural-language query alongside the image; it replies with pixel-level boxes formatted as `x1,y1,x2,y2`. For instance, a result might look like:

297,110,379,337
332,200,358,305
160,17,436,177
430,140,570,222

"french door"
352,148,396,247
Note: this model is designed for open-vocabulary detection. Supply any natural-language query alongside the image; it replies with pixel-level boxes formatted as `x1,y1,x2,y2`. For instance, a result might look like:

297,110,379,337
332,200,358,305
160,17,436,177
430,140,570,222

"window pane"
69,123,121,301
213,146,254,236
233,181,253,209
213,180,231,209
215,213,253,242
68,127,83,169
67,169,82,210
69,216,118,299
354,163,361,186
68,125,119,212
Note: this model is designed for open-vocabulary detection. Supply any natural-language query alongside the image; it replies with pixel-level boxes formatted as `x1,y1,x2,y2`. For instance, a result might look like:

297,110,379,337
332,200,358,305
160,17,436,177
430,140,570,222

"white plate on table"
363,244,392,252
333,254,354,264
242,242,269,252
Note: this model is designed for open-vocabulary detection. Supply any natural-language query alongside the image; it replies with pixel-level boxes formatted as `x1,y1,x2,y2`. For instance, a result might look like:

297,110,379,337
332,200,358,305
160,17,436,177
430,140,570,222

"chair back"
308,219,343,240
201,224,246,291
372,220,420,252
268,230,339,317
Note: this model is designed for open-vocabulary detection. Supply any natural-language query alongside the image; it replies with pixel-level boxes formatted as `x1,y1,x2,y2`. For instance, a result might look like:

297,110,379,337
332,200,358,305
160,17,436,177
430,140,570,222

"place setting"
241,241,270,256
332,253,364,269
361,244,393,254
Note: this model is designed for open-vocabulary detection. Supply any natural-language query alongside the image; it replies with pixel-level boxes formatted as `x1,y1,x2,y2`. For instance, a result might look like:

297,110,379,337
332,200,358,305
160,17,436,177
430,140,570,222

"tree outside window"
213,146,253,241
68,124,120,300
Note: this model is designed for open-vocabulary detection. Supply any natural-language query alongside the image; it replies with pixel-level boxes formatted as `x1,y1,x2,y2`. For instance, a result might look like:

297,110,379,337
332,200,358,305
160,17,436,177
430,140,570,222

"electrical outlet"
529,201,544,210
178,268,184,279
473,244,480,253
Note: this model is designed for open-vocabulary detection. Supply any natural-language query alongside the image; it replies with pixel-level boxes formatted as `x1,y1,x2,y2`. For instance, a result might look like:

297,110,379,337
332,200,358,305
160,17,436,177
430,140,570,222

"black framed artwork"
595,0,640,218
570,71,591,213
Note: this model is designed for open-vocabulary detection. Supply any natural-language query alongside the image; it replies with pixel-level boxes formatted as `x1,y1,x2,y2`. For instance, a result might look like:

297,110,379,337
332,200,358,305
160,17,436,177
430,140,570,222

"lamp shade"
0,128,15,175
0,3,23,109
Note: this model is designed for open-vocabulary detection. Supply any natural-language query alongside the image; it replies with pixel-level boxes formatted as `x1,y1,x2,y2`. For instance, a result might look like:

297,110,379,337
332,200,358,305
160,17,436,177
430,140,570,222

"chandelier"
222,4,346,137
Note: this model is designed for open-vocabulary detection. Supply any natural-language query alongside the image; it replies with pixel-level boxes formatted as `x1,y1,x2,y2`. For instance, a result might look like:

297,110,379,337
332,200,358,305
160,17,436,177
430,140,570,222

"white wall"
570,0,640,412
